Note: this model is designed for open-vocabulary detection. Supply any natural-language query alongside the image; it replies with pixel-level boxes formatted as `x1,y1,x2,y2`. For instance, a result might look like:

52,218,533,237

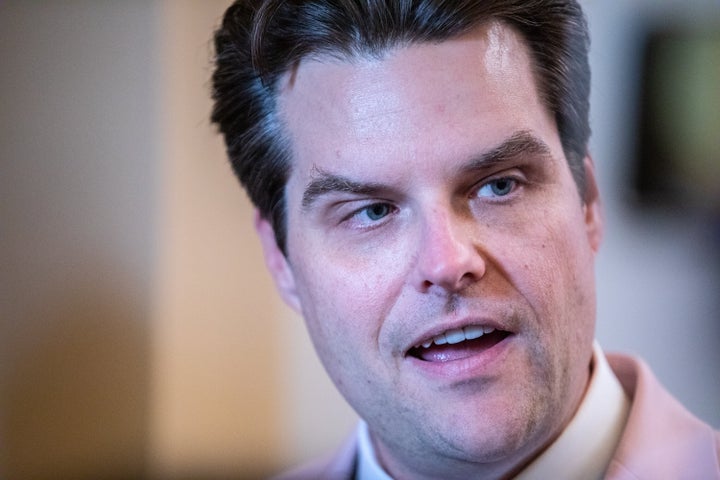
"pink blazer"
274,354,720,479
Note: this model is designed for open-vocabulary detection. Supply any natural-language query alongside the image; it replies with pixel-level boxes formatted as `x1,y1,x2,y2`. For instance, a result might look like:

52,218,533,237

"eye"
341,201,397,229
476,177,517,198
338,200,398,230
362,202,392,221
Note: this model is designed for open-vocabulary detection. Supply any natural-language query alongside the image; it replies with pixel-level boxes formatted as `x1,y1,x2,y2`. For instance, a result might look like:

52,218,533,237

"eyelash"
348,202,397,225
342,201,397,229
474,176,521,199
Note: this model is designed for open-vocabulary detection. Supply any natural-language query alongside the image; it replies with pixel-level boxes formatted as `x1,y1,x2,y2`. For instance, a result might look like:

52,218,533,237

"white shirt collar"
356,419,393,480
355,342,630,480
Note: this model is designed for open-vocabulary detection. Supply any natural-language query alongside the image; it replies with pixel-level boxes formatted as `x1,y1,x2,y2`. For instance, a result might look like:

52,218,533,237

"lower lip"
406,334,514,380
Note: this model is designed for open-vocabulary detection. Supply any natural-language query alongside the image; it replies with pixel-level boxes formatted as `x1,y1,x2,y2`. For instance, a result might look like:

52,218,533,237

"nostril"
417,259,484,294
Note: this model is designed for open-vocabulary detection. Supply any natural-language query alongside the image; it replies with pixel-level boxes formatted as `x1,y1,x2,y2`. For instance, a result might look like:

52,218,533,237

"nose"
411,208,485,294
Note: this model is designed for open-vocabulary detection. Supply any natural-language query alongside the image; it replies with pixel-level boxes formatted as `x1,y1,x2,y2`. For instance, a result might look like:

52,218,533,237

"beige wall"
149,1,283,477
0,2,158,478
0,1,354,478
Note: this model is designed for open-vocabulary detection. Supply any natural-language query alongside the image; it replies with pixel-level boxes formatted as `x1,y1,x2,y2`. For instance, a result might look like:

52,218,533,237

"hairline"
214,2,593,255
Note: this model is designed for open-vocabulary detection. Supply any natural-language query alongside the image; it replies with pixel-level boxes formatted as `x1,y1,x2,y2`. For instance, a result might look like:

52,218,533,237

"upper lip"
404,317,514,356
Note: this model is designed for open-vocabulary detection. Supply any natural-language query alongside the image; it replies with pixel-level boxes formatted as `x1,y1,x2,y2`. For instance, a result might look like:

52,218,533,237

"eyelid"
339,200,398,229
471,169,525,196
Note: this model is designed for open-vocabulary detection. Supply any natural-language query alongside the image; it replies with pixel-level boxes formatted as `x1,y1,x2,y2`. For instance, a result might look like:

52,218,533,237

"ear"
581,155,603,253
254,210,302,313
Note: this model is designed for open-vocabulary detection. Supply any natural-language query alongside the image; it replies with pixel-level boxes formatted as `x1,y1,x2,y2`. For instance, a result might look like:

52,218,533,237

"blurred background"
1,0,718,479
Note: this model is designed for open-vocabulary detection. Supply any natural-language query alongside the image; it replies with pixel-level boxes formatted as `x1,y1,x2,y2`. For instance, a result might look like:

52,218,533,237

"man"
210,1,720,478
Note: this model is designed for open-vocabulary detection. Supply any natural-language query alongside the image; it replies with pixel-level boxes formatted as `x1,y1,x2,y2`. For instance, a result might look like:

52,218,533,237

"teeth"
463,325,485,340
418,325,494,349
445,328,465,344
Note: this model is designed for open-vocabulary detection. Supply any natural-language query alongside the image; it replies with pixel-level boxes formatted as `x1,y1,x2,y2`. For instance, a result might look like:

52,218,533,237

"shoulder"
605,353,720,479
271,433,358,480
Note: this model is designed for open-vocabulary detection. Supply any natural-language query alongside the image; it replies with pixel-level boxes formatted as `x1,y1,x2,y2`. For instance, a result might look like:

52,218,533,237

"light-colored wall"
149,1,285,478
1,1,717,479
0,2,160,478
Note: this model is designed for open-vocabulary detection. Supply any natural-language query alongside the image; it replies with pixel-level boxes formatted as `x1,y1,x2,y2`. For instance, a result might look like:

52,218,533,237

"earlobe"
582,156,604,253
254,211,302,313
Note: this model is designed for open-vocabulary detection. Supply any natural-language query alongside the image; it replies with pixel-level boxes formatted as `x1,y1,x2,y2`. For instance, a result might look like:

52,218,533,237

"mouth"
406,325,511,363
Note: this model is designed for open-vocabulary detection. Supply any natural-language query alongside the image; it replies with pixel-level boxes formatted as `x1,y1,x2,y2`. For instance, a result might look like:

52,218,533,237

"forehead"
277,22,549,178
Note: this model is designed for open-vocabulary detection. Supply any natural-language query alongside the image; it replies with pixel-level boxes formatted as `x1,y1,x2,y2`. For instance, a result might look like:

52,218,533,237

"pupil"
492,179,512,195
367,204,388,220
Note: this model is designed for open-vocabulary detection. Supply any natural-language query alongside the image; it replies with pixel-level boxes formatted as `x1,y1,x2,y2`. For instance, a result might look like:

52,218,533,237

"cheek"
527,214,597,371
305,232,411,305
500,207,595,323
291,258,406,414
291,244,408,350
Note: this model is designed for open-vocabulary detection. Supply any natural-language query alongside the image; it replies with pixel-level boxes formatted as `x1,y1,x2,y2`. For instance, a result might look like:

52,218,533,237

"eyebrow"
302,169,389,208
458,130,552,175
301,130,552,209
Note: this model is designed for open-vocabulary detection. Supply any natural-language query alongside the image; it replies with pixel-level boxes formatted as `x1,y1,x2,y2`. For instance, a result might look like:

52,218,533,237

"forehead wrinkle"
301,166,392,209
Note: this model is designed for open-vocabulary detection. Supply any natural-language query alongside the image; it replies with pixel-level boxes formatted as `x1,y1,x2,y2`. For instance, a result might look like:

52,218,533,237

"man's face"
258,22,603,478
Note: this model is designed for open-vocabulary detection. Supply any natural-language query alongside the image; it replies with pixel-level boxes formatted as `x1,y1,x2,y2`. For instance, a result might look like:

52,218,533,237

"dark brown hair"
211,0,591,253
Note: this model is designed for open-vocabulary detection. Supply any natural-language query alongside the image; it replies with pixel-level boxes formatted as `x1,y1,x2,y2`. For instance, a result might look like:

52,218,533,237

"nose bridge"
413,204,484,293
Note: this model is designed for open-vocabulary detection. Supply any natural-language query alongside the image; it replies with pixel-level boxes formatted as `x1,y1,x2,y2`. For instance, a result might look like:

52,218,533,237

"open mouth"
407,326,511,363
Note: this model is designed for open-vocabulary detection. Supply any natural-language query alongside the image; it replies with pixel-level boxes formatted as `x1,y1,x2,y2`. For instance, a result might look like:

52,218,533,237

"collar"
355,342,630,480
514,341,631,479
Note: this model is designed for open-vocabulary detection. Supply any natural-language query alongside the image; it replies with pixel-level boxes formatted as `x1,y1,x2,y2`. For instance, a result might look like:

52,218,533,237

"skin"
256,22,603,480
